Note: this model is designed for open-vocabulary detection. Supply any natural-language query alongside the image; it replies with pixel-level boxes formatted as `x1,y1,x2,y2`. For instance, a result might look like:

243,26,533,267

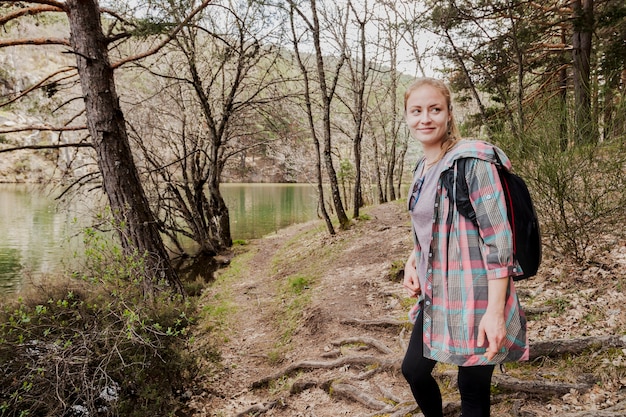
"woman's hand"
403,251,421,298
477,277,510,361
477,309,506,361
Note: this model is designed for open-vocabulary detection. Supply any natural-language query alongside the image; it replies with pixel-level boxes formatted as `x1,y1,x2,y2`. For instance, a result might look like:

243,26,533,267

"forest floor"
186,201,626,417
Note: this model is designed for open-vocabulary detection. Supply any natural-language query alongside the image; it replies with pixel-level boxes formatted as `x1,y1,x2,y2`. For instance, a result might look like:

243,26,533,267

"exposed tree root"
235,400,278,417
244,332,626,416
529,335,626,360
523,306,554,316
251,355,399,388
330,336,395,354
559,399,626,417
339,317,406,328
330,382,389,409
493,373,594,396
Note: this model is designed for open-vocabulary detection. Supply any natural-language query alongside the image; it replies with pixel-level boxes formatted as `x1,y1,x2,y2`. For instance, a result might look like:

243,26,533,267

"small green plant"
268,375,290,395
546,297,570,315
287,274,310,295
388,259,406,283
266,349,283,365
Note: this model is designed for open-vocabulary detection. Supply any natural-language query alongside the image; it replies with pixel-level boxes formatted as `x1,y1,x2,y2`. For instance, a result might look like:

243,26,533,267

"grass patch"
268,224,327,276
198,248,256,343
275,273,315,347
264,224,353,356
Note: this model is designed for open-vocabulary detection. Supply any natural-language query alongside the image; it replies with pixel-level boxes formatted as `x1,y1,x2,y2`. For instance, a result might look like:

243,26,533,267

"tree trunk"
353,136,363,218
386,45,398,202
571,0,595,145
351,15,367,219
66,0,183,294
444,29,494,141
370,120,386,204
184,50,234,254
559,28,569,151
288,2,335,235
207,181,232,249
322,109,350,229
309,0,350,230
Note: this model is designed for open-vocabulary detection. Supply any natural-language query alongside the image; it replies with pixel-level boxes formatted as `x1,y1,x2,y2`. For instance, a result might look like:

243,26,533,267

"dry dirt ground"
187,201,626,417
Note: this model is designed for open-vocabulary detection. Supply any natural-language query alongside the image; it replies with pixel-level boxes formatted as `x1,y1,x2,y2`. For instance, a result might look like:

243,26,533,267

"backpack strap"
454,158,478,226
442,158,478,227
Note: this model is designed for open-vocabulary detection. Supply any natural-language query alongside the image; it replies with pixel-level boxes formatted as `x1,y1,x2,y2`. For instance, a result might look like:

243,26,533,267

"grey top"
409,158,446,291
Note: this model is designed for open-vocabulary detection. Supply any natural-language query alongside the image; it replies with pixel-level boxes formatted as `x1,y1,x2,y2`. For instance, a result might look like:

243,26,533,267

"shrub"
0,280,198,417
497,122,626,263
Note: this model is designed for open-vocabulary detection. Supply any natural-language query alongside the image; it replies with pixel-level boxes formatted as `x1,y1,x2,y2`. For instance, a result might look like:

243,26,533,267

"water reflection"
0,248,21,291
0,183,321,293
0,184,74,292
221,183,319,240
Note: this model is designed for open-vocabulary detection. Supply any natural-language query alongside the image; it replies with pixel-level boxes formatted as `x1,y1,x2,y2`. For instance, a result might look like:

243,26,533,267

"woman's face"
405,84,451,149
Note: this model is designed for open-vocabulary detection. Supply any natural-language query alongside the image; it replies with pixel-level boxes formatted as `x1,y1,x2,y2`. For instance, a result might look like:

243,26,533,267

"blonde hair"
404,77,461,163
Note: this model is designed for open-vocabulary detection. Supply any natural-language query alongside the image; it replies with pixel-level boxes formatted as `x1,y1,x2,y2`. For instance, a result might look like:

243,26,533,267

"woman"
401,77,528,417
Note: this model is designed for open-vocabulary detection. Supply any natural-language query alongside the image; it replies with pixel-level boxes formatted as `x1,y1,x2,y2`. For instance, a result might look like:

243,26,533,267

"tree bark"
66,0,183,294
571,0,595,145
347,2,368,219
559,28,569,151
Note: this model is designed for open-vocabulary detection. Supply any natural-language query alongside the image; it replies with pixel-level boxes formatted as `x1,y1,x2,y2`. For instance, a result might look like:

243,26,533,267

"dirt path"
187,202,413,416
187,201,626,417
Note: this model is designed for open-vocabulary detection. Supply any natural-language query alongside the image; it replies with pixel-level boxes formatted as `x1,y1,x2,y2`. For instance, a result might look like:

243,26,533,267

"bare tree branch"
0,142,93,154
0,125,87,135
111,0,214,69
0,37,70,47
0,4,64,25
10,0,67,8
0,67,76,107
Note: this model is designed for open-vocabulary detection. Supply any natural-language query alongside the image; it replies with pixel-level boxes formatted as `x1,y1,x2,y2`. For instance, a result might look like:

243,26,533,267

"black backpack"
443,157,542,281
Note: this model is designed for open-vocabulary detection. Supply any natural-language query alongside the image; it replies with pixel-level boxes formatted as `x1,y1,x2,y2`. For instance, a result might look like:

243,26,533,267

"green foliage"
495,105,626,263
0,218,206,416
72,213,172,292
0,281,198,417
337,159,355,181
129,17,175,38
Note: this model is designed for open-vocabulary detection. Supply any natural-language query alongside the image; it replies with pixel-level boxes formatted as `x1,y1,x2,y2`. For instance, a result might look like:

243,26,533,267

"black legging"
401,307,495,417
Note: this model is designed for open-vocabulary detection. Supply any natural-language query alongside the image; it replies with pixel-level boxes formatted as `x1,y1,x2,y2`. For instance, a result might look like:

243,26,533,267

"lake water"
0,183,320,294
221,183,319,240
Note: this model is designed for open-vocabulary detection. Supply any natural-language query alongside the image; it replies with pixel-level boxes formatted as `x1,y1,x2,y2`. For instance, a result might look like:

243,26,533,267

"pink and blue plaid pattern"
407,140,529,366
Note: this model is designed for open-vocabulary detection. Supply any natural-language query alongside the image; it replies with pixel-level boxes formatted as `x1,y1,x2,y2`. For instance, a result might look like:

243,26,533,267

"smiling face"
404,84,452,152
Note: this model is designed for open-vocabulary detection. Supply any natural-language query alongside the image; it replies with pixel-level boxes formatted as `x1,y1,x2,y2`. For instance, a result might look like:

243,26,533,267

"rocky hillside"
0,19,317,185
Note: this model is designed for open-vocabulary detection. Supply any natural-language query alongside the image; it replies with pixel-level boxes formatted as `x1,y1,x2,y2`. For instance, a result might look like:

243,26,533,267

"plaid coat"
407,140,529,366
